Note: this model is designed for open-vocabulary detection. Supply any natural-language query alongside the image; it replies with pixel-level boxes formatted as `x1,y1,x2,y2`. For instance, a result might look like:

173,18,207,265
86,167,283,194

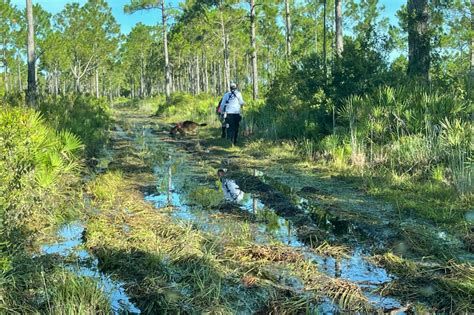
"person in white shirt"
217,169,244,203
219,82,245,145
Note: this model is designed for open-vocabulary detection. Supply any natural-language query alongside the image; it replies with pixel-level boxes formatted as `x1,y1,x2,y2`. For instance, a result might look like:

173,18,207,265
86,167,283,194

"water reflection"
218,169,245,203
145,160,404,311
41,223,140,314
167,155,173,206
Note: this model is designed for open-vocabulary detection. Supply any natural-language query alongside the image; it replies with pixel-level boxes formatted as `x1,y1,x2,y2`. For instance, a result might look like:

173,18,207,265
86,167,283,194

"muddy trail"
60,107,472,313
100,113,412,313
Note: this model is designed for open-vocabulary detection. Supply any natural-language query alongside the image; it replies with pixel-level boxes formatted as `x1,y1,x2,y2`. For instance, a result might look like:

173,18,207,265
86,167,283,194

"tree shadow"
91,247,274,314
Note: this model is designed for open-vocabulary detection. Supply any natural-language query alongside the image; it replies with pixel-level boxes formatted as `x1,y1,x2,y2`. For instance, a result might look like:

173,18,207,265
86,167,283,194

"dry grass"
370,252,474,312
312,241,351,258
229,244,304,263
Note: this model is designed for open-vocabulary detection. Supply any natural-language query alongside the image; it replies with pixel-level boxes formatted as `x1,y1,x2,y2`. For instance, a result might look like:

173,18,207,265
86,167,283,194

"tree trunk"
470,0,473,74
140,54,145,98
26,0,36,106
212,61,217,95
323,0,327,80
75,74,81,92
95,67,100,98
2,39,8,94
17,58,23,91
407,0,430,80
161,0,171,102
218,61,223,94
54,67,59,96
195,54,201,94
219,11,231,91
204,53,209,94
250,0,258,100
232,52,237,82
284,0,292,58
469,0,474,100
335,0,343,57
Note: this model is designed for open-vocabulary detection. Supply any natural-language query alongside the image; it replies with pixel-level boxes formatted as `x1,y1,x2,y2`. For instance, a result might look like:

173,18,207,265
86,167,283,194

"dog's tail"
199,123,207,127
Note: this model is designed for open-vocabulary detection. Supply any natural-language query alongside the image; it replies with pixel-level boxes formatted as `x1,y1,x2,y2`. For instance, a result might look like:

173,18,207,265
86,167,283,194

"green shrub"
38,94,111,157
0,104,82,241
389,134,431,172
1,265,111,314
154,92,219,127
45,270,112,314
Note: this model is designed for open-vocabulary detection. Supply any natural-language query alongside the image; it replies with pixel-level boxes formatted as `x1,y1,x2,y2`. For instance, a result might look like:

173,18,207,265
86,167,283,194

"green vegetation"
0,96,112,313
84,164,371,313
39,95,111,156
1,258,112,314
1,0,473,313
370,252,474,313
0,102,83,241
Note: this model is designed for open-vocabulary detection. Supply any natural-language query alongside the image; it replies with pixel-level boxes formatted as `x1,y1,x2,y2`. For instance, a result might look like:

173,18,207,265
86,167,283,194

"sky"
10,0,181,33
11,0,405,35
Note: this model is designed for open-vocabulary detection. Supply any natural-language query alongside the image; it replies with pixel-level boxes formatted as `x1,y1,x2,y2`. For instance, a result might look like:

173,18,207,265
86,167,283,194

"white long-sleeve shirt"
219,90,245,114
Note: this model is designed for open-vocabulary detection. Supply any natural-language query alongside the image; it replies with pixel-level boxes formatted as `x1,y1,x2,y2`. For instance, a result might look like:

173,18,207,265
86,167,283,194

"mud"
88,108,474,313
141,138,405,312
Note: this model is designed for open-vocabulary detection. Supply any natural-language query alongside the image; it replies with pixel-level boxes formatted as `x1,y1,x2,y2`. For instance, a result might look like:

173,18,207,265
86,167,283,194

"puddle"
112,125,133,140
143,157,404,312
41,222,141,314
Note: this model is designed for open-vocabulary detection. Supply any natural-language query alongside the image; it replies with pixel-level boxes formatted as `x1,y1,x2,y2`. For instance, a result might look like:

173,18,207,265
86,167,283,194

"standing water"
41,222,141,314
143,158,405,312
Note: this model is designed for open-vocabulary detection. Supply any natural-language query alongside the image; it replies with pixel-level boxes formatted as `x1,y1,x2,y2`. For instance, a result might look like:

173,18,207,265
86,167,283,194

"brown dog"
170,121,207,135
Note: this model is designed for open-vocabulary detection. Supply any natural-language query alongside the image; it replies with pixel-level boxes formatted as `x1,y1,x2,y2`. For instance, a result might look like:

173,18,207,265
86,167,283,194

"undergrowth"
370,252,474,313
0,95,112,313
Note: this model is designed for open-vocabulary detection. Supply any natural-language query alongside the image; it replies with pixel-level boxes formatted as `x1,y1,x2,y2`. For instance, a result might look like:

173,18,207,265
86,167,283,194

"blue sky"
11,0,181,33
11,0,405,34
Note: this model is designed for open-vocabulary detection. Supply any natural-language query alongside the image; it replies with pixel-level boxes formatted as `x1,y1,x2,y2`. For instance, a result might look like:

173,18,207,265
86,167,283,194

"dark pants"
225,114,241,144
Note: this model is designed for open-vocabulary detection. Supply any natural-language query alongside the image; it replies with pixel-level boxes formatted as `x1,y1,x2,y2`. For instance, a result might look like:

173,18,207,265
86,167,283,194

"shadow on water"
41,222,141,314
142,154,405,312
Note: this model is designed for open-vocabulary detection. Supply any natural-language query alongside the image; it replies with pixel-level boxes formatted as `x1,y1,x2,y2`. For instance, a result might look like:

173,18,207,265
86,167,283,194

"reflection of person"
216,98,226,138
218,82,245,145
217,169,244,202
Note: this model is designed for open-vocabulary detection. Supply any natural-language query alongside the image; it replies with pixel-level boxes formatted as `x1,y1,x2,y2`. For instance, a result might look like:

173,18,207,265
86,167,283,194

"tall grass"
316,87,473,195
153,92,221,127
44,270,112,314
1,265,111,314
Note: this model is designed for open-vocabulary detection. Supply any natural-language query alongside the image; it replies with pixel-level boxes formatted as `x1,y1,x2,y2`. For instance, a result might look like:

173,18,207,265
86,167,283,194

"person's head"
217,169,226,178
230,82,237,91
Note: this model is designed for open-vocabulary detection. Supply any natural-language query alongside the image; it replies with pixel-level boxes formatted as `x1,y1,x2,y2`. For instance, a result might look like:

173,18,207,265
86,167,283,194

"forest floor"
37,104,473,313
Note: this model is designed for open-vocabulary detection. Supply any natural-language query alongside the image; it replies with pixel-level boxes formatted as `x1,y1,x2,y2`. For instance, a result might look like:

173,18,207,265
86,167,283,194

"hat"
230,82,237,90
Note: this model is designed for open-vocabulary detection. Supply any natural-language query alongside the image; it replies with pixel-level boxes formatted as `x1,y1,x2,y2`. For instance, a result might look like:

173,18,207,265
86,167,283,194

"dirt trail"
91,107,473,313
142,113,461,256
101,108,412,311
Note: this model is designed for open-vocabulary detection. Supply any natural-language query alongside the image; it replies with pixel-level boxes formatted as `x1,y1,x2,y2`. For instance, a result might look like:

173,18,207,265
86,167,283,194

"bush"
155,92,219,127
0,104,83,242
38,94,111,157
1,265,111,314
389,134,431,172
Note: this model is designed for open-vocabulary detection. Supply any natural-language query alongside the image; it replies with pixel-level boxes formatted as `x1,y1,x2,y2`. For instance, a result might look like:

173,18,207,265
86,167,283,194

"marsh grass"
82,119,377,313
364,174,470,229
313,241,351,259
1,257,111,315
44,270,112,314
370,252,474,313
